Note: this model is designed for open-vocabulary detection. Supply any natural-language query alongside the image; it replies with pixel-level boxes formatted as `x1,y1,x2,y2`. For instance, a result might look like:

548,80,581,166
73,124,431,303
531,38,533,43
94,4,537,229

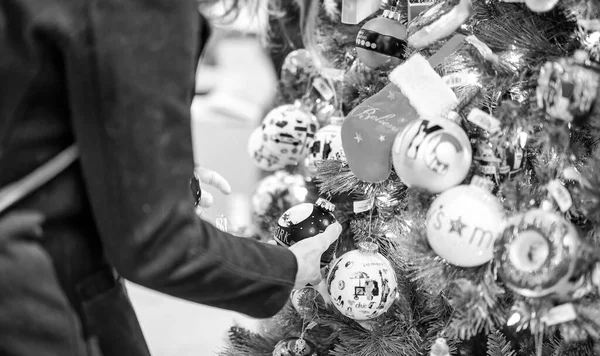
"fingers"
313,222,342,250
0,211,46,238
198,189,214,208
195,167,232,195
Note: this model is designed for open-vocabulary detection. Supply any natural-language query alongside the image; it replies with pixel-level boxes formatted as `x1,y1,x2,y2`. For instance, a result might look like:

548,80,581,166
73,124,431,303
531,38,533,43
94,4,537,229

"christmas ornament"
341,84,418,183
290,287,322,317
248,127,287,171
495,209,582,299
251,171,309,238
327,242,397,320
430,338,451,356
407,0,473,49
426,176,505,267
537,50,600,123
355,8,407,69
307,76,338,128
261,104,319,166
389,54,458,119
525,0,559,13
306,123,345,173
473,128,527,187
272,337,317,356
281,49,316,84
274,198,338,265
392,116,472,194
341,53,457,183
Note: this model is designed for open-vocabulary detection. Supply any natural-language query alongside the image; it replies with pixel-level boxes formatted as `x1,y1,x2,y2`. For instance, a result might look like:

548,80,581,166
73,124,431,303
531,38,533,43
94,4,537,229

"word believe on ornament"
349,104,401,132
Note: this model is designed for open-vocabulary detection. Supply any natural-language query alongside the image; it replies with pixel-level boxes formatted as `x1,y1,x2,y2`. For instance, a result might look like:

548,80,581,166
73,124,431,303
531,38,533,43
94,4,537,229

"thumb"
311,221,342,251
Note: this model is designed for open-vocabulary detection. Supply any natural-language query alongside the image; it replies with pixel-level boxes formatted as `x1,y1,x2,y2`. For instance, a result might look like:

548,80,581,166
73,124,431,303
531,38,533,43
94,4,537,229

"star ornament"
449,216,467,235
354,132,363,143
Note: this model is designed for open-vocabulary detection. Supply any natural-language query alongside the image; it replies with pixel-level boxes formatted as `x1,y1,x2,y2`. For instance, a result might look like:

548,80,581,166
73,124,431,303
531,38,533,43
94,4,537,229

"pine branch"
327,304,423,356
487,330,517,356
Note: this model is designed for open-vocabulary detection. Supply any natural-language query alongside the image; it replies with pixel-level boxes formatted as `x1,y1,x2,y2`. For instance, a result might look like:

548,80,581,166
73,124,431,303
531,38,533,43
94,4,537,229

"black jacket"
0,0,297,352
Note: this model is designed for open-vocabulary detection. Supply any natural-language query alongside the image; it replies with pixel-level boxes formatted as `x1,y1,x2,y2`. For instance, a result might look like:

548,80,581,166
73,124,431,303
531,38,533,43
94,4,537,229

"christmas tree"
222,0,600,355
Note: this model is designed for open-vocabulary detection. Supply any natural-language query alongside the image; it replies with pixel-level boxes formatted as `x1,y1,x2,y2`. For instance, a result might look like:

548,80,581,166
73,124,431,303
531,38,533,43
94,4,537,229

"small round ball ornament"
355,9,407,69
537,50,600,123
248,127,287,171
274,198,337,265
326,242,397,321
281,49,316,83
495,208,582,299
525,0,559,13
261,104,320,166
392,116,472,194
426,176,506,267
272,337,317,356
251,171,309,238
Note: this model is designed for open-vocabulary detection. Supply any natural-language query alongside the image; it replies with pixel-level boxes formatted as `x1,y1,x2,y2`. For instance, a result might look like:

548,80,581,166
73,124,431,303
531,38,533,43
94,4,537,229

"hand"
193,166,232,209
289,222,342,289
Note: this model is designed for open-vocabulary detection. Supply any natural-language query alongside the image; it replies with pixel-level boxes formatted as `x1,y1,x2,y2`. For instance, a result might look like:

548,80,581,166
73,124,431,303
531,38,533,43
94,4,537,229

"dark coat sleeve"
59,0,297,318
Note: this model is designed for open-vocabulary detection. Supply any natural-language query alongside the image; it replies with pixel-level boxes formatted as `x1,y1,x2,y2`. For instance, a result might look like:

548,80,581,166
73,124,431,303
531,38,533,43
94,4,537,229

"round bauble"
289,287,323,318
426,176,506,267
355,10,407,69
248,127,287,171
525,0,559,12
327,242,397,321
306,124,345,172
495,209,582,298
261,104,319,166
281,49,315,79
274,199,337,265
272,337,317,356
537,51,600,123
392,117,472,193
251,171,308,238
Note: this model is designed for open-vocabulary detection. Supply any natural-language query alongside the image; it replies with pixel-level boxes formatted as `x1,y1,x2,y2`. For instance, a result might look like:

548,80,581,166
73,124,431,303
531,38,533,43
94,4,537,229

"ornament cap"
445,111,461,123
357,241,379,254
316,198,336,212
470,175,494,192
382,9,402,21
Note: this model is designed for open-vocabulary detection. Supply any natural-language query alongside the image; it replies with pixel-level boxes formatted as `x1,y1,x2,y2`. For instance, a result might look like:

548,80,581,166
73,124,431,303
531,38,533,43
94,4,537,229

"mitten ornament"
341,54,458,183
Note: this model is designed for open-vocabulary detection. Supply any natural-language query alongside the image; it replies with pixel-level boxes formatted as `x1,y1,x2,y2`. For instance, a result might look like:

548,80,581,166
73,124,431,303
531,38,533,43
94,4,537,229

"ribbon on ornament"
355,29,407,59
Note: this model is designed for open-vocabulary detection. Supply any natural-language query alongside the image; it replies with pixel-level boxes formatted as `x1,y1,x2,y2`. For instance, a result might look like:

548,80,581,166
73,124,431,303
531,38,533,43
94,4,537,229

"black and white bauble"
274,199,337,265
261,104,319,166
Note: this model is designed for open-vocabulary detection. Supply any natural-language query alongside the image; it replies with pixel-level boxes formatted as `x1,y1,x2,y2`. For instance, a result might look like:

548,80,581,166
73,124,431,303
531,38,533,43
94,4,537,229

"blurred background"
124,6,302,356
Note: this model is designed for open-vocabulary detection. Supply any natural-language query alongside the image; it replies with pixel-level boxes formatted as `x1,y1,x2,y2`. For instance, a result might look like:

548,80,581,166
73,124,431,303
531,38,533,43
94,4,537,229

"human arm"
62,0,316,318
